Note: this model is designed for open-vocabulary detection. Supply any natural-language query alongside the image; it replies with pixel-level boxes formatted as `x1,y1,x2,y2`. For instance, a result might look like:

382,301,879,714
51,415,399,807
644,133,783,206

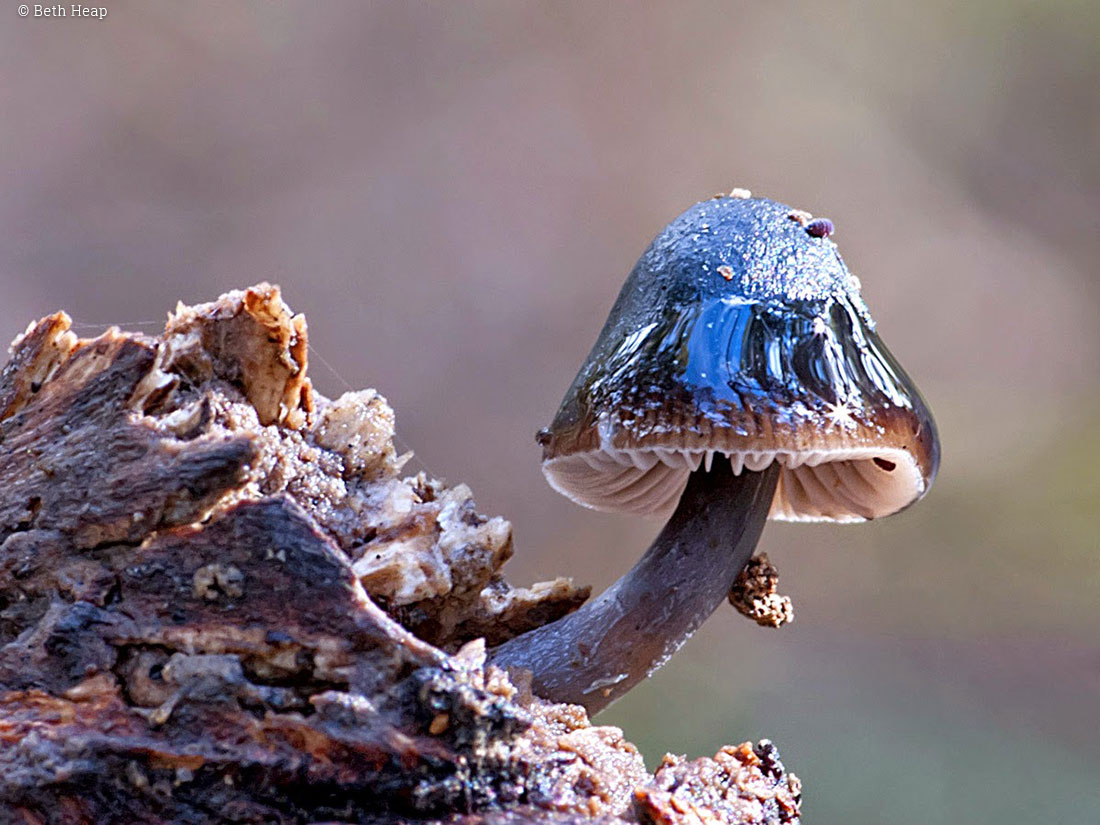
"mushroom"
489,194,940,712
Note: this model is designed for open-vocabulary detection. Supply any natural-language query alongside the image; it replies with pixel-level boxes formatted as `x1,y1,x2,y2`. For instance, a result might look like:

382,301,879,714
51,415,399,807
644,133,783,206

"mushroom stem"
489,460,780,713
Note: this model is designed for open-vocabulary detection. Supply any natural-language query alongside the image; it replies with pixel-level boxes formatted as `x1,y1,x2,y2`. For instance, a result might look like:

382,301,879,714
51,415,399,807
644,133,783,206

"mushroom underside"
544,447,922,522
490,460,780,712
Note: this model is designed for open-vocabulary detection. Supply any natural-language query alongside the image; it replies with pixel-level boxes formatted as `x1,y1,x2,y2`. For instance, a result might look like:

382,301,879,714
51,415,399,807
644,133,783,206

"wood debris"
0,284,800,823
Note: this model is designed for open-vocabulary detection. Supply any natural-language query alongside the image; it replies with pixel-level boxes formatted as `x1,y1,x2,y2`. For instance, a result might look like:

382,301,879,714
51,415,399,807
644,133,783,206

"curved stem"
489,460,780,713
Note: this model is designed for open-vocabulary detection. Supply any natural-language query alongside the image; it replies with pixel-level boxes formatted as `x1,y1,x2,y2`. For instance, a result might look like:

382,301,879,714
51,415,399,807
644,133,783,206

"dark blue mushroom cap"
541,194,939,522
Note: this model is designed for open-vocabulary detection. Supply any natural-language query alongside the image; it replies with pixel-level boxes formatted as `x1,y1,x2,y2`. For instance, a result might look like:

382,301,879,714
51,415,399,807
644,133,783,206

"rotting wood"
0,284,801,824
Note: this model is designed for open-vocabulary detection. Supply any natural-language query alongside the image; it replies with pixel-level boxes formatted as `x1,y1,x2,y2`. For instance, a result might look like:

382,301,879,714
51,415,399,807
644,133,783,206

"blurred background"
2,1,1098,821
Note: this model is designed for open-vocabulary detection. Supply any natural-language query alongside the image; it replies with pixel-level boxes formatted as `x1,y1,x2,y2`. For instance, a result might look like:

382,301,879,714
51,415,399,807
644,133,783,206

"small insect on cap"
539,194,939,522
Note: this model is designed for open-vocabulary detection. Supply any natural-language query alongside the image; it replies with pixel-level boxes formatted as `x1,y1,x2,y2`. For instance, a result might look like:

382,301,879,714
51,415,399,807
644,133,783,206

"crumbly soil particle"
636,742,801,825
0,284,801,823
728,554,794,629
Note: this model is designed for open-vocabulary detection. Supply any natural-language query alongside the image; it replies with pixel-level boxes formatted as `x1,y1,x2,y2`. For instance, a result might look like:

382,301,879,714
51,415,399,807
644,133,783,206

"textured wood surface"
0,286,800,824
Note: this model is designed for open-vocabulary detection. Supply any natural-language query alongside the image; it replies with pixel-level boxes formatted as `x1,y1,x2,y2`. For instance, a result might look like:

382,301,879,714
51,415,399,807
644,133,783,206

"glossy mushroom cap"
540,195,939,523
